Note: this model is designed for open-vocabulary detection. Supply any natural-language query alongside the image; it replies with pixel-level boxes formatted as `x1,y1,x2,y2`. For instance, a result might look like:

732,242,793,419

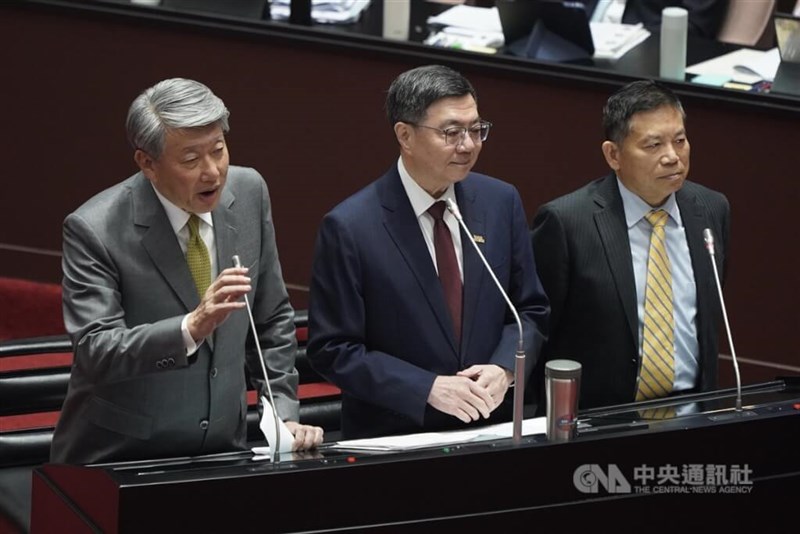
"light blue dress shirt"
617,178,699,392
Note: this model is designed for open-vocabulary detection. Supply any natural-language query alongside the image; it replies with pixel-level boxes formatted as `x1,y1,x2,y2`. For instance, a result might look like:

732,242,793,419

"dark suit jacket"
584,0,726,38
530,174,729,410
308,166,549,439
52,166,299,464
623,0,727,38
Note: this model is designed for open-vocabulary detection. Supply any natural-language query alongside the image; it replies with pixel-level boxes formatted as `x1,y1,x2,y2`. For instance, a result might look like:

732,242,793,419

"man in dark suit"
51,78,322,464
308,65,549,439
531,80,729,410
587,0,727,39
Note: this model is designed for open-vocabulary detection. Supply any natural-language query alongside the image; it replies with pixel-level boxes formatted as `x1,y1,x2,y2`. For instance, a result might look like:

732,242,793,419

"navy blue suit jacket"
308,166,549,439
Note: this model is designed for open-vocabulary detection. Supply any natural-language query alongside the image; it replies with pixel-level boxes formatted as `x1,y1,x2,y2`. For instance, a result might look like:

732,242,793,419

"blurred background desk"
1,0,798,390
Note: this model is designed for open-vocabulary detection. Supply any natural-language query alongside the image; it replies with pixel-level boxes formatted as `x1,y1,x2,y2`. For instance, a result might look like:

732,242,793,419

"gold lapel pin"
473,235,485,243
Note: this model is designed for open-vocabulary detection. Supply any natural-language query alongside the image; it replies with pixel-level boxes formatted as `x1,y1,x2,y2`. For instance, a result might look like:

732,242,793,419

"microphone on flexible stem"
702,229,742,413
232,254,282,461
444,198,526,445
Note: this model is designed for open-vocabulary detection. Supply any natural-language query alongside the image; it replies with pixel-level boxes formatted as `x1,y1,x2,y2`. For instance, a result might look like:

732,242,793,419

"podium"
31,379,800,532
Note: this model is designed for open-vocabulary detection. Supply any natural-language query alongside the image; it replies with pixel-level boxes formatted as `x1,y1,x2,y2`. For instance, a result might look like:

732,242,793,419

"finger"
307,428,322,449
453,407,473,424
296,426,322,450
214,284,252,300
457,366,481,379
292,427,306,451
468,379,495,403
466,388,493,419
459,401,481,422
310,426,324,447
217,266,250,277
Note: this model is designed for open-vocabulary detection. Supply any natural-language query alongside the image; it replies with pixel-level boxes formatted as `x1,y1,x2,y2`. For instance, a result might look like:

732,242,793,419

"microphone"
444,198,527,445
232,254,282,461
703,229,743,413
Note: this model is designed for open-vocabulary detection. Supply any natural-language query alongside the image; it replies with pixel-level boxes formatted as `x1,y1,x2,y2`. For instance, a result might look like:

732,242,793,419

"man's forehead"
165,126,225,149
628,112,685,138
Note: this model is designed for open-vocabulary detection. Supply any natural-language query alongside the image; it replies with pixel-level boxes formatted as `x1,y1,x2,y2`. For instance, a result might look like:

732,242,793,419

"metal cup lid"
545,359,582,379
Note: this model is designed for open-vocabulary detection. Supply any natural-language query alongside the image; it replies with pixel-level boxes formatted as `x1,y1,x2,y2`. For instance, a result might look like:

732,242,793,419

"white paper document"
330,417,546,451
425,5,504,50
427,5,503,34
687,47,780,83
250,395,294,460
591,22,650,60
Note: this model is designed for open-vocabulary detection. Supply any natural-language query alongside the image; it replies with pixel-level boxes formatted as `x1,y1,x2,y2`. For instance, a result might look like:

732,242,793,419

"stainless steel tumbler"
545,359,582,442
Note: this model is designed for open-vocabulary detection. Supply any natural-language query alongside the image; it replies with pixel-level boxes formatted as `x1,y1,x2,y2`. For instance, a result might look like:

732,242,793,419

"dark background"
1,1,797,385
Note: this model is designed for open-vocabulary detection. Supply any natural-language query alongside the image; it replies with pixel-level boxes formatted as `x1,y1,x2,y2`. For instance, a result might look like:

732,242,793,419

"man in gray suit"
51,78,323,464
531,80,729,411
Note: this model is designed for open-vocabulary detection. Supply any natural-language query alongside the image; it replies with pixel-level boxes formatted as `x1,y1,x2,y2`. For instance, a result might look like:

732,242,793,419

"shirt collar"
397,156,457,217
151,182,214,234
616,175,682,229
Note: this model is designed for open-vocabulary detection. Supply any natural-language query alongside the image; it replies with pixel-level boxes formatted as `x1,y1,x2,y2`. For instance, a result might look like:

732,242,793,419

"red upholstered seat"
0,278,65,341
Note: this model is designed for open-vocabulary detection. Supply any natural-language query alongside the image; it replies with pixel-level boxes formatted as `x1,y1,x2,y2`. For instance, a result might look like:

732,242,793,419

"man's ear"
134,149,157,181
601,140,621,171
394,122,413,152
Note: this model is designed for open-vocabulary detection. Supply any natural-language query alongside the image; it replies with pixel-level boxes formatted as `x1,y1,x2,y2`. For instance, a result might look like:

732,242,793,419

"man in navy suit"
531,80,729,411
308,65,549,439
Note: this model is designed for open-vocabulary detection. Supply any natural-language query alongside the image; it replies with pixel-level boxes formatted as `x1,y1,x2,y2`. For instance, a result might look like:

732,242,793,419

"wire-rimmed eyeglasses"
408,120,492,145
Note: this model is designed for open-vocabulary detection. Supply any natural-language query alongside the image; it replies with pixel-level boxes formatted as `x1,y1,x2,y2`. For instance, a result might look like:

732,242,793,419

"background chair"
716,0,776,48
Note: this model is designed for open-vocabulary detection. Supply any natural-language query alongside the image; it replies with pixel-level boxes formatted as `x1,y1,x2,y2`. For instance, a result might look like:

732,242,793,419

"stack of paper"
591,22,650,60
270,0,371,24
425,5,505,50
330,417,547,451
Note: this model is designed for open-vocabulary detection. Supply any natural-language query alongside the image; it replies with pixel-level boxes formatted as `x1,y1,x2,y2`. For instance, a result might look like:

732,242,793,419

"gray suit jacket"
51,166,298,464
530,174,729,410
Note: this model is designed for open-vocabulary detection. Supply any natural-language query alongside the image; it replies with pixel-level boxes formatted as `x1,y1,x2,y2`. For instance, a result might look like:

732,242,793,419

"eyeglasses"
409,121,492,146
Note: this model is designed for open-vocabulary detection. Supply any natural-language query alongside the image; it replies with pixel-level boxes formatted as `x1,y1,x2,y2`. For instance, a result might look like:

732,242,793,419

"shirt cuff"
181,314,203,355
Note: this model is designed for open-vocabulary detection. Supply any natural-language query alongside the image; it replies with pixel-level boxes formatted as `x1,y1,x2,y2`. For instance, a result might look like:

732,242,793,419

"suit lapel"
677,186,716,385
207,187,238,353
457,181,487,362
378,169,460,357
134,175,199,313
213,188,238,282
593,175,638,346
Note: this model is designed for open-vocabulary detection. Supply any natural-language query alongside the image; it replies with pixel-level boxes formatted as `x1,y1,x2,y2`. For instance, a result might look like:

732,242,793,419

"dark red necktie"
428,201,462,346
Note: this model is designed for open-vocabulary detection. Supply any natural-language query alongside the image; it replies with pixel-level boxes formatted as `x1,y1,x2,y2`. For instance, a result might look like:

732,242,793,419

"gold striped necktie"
186,214,211,297
636,209,675,401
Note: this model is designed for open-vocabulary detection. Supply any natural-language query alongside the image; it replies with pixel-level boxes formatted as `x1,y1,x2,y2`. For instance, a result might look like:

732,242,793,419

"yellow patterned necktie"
636,209,675,402
186,214,211,297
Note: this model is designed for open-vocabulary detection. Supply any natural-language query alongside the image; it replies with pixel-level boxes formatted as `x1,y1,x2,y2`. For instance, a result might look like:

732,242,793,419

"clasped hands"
428,364,514,423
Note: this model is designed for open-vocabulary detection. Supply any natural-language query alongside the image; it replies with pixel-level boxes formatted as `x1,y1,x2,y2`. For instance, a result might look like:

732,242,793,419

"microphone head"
443,198,463,221
703,228,715,255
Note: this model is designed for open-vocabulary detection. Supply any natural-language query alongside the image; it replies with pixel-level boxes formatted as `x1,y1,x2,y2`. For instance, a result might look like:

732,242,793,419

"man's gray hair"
126,78,230,158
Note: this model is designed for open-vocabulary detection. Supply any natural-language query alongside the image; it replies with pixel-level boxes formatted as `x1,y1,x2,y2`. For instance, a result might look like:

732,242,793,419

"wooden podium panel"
31,380,800,532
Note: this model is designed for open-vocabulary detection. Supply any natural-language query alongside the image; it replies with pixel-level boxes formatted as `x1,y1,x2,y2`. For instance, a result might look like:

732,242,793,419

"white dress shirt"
397,157,464,280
